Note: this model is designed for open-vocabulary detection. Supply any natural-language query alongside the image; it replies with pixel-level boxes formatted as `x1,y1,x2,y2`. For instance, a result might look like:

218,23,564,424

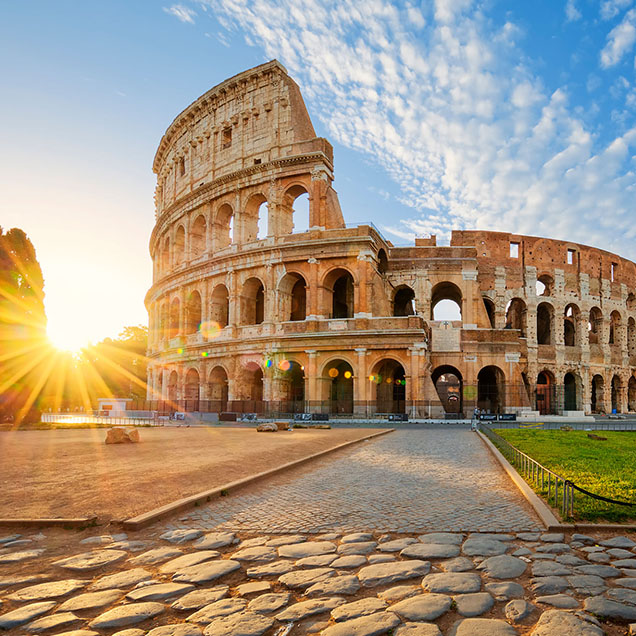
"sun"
47,325,91,353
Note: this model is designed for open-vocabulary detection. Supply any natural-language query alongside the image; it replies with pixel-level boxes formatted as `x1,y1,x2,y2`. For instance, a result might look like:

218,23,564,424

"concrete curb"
477,430,560,529
122,428,394,530
0,517,97,529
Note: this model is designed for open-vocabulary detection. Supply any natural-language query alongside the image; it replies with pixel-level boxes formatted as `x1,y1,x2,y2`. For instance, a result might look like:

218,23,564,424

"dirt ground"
0,426,376,521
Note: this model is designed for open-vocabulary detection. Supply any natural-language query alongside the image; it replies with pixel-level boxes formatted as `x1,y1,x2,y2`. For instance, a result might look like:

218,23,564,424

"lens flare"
344,370,352,379
265,358,273,368
278,359,291,371
177,348,184,354
328,367,339,378
200,320,222,339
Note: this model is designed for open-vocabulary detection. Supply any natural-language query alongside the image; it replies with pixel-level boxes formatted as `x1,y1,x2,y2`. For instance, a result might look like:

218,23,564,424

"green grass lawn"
495,429,636,522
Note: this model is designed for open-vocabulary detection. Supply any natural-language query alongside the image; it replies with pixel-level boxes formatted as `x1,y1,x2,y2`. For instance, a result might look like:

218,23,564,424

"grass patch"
495,429,636,522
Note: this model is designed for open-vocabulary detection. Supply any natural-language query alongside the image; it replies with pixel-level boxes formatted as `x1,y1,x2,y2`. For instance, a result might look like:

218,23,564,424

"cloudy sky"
2,1,635,347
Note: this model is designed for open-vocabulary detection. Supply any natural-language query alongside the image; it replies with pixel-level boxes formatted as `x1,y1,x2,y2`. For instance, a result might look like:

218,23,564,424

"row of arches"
157,187,310,274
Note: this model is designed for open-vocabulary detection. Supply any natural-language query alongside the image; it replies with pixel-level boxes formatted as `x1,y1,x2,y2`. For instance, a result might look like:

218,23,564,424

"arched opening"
536,371,556,415
483,297,496,328
478,366,505,414
244,362,263,409
372,359,406,413
184,368,200,408
629,317,636,358
536,274,553,296
185,290,202,335
537,302,553,345
431,282,462,321
215,203,234,249
241,278,265,325
564,372,579,411
257,201,268,239
393,286,415,317
159,301,169,340
609,310,621,346
628,293,636,312
283,185,309,234
279,273,307,321
589,307,603,345
564,304,579,347
279,360,305,412
175,225,186,264
629,376,636,412
191,215,206,258
591,374,605,414
325,360,354,414
505,298,527,336
432,365,463,415
611,375,623,413
208,366,228,412
377,249,388,275
325,269,354,319
210,284,229,328
169,298,180,338
243,194,268,242
167,370,178,403
162,237,170,273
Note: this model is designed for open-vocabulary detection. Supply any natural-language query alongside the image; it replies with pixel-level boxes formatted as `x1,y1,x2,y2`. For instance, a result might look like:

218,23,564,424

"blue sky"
1,1,635,347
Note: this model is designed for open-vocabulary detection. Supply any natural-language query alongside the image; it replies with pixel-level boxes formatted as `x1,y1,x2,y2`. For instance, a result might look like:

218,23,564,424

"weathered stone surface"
275,596,344,621
358,560,430,587
618,578,636,589
505,599,533,622
540,533,564,543
584,595,636,620
378,585,421,602
531,576,570,595
0,574,50,588
612,558,636,568
587,552,611,563
517,532,541,541
231,546,276,562
485,581,524,600
160,529,203,544
278,541,336,559
448,618,517,635
607,588,636,605
470,533,514,541
306,574,361,596
556,554,587,566
146,626,202,636
111,630,144,636
389,594,451,621
531,609,604,635
608,548,634,558
237,537,269,548
129,547,183,566
202,611,274,636
89,602,165,629
321,612,401,636
572,534,595,544
52,631,99,636
25,612,82,633
401,543,460,559
513,547,532,556
0,549,45,564
193,532,235,550
247,592,290,613
566,574,606,595
159,551,220,573
110,540,149,552
600,536,636,549
421,572,481,594
59,589,124,611
265,535,305,547
246,560,295,577
331,555,367,568
367,554,395,564
278,567,335,590
7,579,87,601
331,597,387,621
89,568,152,591
462,538,507,557
105,427,139,444
394,624,442,636
453,592,494,617
337,541,377,556
127,582,194,602
531,561,572,577
378,538,418,552
477,555,526,579
535,594,579,608
172,586,229,611
235,581,270,596
256,422,277,432
576,564,621,578
295,554,338,568
187,598,248,623
341,533,373,543
418,532,464,545
535,543,571,554
441,557,474,572
173,559,241,584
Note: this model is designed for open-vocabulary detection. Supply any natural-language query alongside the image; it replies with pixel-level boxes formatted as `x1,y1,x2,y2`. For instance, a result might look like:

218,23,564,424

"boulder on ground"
105,428,140,444
256,423,278,432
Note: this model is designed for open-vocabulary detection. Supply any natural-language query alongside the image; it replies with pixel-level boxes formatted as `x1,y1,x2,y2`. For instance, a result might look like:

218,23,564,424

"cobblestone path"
177,428,542,533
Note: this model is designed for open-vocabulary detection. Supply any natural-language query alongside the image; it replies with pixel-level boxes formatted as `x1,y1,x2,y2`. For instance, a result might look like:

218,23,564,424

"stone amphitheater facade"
145,60,636,418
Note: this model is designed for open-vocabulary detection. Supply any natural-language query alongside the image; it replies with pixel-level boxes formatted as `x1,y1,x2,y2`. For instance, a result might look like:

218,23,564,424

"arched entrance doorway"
279,360,305,413
432,366,463,415
243,362,263,412
184,368,200,411
611,375,622,413
478,366,505,413
325,360,354,414
208,366,228,412
536,371,556,415
372,359,406,413
564,372,579,411
167,370,178,404
591,374,604,414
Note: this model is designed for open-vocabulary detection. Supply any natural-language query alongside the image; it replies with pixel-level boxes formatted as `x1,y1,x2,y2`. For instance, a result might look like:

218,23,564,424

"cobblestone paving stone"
175,430,542,533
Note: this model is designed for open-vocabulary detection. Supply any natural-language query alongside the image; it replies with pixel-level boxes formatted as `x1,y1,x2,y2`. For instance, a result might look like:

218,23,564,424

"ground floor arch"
324,359,354,414
563,372,580,411
478,366,505,414
536,370,556,415
431,365,463,415
208,366,228,411
611,374,623,413
591,374,605,414
278,360,305,412
167,370,178,403
372,359,406,413
184,368,200,407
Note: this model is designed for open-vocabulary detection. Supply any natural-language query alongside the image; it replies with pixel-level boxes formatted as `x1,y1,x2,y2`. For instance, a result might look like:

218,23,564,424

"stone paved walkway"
175,429,542,533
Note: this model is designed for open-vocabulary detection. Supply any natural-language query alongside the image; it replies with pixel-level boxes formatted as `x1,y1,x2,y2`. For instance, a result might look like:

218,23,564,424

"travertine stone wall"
146,61,636,417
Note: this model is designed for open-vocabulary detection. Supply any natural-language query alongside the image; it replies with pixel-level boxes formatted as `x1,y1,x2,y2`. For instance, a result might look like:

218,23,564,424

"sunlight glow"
47,323,92,352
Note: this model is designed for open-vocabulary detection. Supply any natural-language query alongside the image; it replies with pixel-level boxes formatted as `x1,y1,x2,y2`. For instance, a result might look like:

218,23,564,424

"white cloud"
163,4,196,24
208,0,636,258
600,0,633,20
566,0,582,22
600,9,636,67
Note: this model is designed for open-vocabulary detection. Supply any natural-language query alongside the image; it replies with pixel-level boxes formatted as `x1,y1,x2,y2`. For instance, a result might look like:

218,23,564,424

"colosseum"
145,60,636,419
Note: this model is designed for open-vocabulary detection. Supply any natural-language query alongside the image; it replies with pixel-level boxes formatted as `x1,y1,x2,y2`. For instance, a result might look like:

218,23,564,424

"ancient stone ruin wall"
146,61,636,417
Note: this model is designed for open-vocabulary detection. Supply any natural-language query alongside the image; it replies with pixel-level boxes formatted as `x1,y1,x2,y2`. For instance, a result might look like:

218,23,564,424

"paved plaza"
176,428,542,534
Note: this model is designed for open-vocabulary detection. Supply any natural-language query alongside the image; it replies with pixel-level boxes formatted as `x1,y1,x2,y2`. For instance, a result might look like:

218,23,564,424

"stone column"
305,350,319,413
306,258,320,319
354,348,367,416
